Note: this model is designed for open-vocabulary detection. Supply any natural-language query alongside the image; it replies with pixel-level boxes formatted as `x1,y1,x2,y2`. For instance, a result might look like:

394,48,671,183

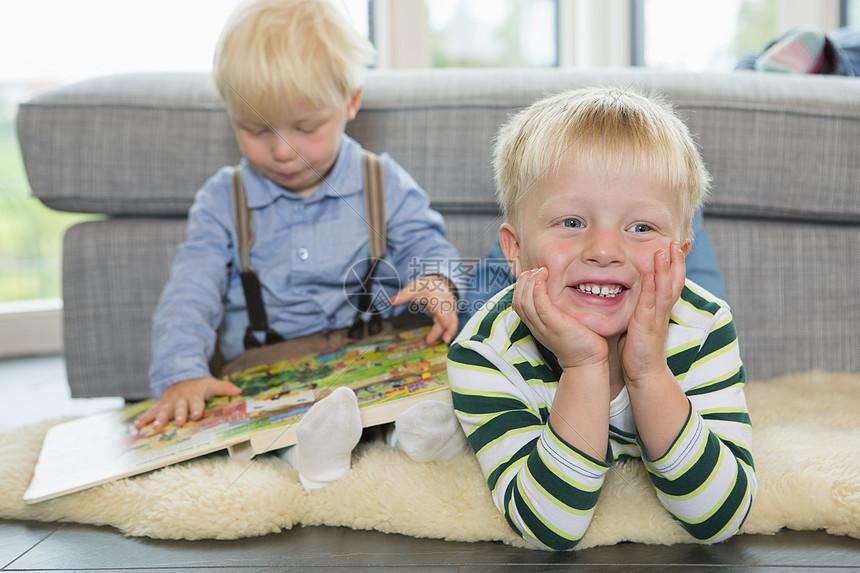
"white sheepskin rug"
1,370,858,550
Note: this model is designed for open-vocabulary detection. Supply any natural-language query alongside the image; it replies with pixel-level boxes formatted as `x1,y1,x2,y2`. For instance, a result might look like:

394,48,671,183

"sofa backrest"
18,69,860,398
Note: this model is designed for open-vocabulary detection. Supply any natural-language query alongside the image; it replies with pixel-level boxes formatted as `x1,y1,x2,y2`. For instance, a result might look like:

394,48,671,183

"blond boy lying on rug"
447,87,757,550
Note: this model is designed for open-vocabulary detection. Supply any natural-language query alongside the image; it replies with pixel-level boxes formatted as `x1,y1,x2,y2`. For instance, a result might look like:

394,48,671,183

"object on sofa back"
16,68,860,399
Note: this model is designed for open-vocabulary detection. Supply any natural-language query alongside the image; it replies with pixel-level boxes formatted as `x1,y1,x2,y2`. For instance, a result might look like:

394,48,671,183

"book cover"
23,327,450,504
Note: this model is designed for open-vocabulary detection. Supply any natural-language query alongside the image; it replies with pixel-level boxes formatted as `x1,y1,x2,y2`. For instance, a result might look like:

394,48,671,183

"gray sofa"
17,68,860,400
15,68,860,563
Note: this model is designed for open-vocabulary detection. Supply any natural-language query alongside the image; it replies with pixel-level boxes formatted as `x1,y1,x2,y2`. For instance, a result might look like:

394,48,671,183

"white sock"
294,386,362,491
393,400,471,463
277,444,299,468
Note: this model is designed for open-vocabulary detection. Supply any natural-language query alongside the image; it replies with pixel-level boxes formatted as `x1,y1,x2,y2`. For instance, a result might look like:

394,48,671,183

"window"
427,0,557,67
344,0,371,38
637,0,779,71
845,0,860,25
634,0,847,71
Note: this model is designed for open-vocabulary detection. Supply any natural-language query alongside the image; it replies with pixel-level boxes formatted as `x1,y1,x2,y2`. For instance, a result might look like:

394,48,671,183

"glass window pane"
427,0,557,67
1,0,372,304
643,0,780,71
2,1,369,84
342,0,371,40
847,0,860,26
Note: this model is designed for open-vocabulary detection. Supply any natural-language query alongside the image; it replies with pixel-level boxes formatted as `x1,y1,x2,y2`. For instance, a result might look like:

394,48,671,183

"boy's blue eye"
561,218,584,228
628,223,653,233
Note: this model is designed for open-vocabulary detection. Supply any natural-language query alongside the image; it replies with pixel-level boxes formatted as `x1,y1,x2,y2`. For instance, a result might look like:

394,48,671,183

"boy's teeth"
575,283,623,297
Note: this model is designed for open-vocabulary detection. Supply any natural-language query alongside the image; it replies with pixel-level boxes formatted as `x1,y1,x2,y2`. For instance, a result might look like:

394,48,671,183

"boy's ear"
680,239,692,257
499,223,522,278
346,88,362,121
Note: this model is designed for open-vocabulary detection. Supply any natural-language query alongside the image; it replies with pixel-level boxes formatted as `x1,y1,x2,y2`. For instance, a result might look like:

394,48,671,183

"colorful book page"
24,327,449,503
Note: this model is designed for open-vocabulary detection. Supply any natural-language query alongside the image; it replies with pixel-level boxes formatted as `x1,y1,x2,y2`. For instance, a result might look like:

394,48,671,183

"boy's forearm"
639,355,756,543
642,408,756,543
499,426,611,550
625,366,691,459
383,175,464,293
448,343,610,550
150,278,223,398
470,407,612,550
549,362,611,460
149,197,231,397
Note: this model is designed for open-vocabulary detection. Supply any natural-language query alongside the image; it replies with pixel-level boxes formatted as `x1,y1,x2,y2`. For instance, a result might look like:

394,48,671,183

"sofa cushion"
19,69,860,225
18,73,239,216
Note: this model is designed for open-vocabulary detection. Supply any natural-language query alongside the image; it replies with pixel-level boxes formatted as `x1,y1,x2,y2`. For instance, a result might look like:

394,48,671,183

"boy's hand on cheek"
619,243,686,385
389,275,459,345
513,267,608,370
134,377,242,433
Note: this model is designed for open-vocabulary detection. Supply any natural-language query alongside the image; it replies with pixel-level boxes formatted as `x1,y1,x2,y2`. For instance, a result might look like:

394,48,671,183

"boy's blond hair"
493,86,710,240
213,0,375,123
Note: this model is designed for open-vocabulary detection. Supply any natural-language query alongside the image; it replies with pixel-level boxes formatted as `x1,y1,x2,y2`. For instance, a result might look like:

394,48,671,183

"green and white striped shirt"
448,281,756,550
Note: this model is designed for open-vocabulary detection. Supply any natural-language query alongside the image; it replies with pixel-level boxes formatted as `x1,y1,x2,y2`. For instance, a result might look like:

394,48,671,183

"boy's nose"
272,135,297,161
583,229,624,266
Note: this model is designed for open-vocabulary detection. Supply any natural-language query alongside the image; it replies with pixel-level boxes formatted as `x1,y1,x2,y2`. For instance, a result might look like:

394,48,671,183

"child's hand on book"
134,377,242,433
389,274,459,345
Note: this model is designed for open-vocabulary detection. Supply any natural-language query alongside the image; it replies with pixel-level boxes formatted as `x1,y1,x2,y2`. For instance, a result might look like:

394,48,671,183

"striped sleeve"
447,298,611,550
644,288,757,543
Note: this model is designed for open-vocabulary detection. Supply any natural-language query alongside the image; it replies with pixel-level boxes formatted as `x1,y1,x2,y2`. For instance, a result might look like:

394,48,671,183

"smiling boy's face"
500,152,691,340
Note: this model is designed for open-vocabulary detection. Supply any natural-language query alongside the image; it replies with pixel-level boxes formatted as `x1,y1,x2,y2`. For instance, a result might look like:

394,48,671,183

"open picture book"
23,327,451,504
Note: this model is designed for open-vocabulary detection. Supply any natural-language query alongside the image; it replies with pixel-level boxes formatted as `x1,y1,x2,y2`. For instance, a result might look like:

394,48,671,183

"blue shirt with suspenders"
150,134,461,398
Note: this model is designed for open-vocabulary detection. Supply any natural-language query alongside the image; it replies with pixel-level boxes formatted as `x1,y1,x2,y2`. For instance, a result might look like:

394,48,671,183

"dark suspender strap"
231,168,254,273
363,149,386,261
231,166,284,348
349,150,387,338
231,152,387,347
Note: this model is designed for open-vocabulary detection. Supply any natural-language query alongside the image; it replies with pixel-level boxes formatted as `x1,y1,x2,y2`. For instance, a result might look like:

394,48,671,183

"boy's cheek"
636,251,659,276
645,241,676,272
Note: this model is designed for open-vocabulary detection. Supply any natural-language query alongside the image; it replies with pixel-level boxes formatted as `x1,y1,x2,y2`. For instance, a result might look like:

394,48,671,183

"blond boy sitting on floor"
137,0,469,491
